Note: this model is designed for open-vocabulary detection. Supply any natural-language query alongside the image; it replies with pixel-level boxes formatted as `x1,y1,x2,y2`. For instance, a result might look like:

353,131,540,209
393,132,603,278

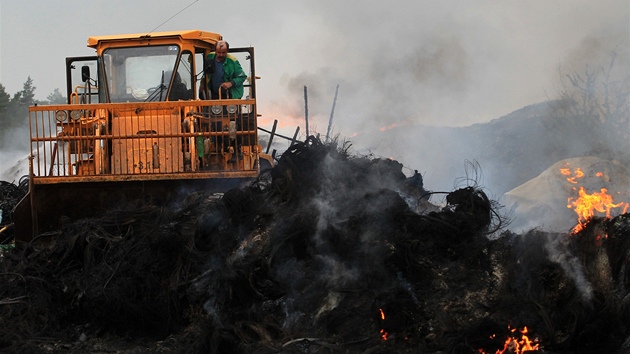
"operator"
199,40,247,161
203,40,247,99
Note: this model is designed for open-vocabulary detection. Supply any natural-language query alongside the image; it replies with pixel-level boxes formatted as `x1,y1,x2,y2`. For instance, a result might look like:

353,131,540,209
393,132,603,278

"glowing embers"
561,164,629,233
378,308,389,341
478,325,541,354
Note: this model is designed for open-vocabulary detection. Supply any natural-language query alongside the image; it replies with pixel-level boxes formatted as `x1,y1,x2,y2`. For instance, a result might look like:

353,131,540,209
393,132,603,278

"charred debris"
1,136,629,353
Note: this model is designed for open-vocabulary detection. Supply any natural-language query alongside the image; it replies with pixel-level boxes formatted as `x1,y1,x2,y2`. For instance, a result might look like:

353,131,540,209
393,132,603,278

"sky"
1,0,628,147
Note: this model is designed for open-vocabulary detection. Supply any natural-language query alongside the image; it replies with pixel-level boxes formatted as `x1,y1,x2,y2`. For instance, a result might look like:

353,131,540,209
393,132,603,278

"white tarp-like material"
504,156,630,233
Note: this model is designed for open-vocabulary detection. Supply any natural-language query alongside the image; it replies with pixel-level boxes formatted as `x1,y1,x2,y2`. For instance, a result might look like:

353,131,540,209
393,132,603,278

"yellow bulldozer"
12,30,274,242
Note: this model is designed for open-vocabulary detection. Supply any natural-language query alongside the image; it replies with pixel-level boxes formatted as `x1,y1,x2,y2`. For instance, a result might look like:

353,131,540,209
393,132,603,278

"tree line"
0,78,65,150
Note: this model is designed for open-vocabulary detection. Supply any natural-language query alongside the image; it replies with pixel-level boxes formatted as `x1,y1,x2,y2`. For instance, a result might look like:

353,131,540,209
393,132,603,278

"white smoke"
0,150,29,184
544,234,593,302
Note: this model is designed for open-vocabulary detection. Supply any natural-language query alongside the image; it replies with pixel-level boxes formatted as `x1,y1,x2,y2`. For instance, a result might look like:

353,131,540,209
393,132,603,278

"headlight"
210,105,223,115
55,110,68,123
226,105,238,114
70,110,82,121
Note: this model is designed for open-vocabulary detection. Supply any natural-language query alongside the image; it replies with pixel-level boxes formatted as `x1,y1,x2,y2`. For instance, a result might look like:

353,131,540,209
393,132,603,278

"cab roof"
87,30,222,48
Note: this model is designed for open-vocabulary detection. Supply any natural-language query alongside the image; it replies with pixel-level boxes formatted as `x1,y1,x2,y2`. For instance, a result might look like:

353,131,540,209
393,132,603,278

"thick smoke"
259,2,629,206
263,1,627,133
557,19,630,84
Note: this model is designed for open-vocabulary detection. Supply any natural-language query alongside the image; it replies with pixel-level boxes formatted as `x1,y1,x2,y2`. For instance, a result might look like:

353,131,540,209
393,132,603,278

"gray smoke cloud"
557,19,629,83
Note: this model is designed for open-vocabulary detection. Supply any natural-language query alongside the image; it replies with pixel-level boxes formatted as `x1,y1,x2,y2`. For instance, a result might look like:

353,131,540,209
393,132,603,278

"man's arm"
219,56,248,98
229,57,247,88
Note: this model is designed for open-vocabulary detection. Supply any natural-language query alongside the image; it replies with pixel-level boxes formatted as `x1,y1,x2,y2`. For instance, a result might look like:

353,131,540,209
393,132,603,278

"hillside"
356,101,630,198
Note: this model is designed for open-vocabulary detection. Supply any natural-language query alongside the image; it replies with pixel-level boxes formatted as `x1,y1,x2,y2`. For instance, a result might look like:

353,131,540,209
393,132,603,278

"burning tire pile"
0,137,629,353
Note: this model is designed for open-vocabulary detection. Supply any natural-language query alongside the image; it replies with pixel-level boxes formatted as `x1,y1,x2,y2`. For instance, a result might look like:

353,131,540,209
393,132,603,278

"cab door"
66,56,99,104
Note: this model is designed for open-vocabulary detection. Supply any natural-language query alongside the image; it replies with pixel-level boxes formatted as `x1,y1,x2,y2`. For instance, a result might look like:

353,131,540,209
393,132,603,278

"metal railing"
28,99,261,184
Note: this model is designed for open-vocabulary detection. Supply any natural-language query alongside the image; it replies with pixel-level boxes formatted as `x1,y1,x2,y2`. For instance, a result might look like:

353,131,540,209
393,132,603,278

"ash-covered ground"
1,137,629,353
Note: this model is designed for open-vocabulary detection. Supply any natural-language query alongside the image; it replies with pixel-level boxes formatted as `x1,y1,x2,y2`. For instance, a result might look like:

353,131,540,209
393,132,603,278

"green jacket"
205,52,247,99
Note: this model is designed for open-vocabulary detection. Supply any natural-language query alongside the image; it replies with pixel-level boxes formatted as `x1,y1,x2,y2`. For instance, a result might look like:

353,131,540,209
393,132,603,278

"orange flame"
560,166,629,234
378,120,412,132
560,167,584,184
568,186,629,233
479,326,541,354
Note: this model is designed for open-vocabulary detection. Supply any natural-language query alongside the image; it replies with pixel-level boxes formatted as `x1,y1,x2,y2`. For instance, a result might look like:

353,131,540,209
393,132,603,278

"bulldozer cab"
14,30,272,242
66,30,255,104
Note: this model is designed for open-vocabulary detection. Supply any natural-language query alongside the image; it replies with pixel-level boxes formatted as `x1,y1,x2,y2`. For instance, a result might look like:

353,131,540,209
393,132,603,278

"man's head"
216,41,229,62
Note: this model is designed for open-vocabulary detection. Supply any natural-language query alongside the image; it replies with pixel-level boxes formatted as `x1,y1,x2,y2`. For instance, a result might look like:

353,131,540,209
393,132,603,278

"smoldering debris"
0,137,629,353
0,177,28,244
